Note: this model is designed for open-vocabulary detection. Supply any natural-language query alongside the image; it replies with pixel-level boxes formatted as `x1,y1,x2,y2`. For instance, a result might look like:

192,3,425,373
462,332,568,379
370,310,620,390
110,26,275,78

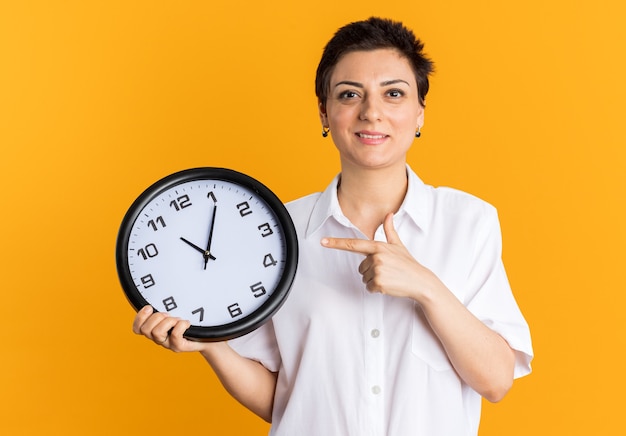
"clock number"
250,282,267,298
207,191,217,202
237,201,253,217
170,194,192,211
147,216,166,231
137,243,159,260
140,274,155,289
192,307,204,322
163,296,178,312
228,303,243,318
263,253,278,268
258,222,273,237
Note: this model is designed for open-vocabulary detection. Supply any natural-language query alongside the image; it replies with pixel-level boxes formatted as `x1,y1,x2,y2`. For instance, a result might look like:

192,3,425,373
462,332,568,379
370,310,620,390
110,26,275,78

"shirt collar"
305,165,432,239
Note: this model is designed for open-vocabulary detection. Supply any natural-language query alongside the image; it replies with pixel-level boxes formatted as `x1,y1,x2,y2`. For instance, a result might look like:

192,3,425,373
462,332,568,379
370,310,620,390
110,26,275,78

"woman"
133,17,533,435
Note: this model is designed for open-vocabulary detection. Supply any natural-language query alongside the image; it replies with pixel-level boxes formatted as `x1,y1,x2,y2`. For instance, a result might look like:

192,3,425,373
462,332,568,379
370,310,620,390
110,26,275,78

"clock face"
116,168,298,341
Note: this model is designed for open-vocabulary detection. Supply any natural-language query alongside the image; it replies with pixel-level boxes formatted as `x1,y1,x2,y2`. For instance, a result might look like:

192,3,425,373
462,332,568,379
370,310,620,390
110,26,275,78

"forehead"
330,48,416,85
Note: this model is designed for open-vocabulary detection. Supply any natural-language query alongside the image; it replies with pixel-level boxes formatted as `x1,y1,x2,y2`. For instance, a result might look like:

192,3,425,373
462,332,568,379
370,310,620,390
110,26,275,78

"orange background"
1,0,625,434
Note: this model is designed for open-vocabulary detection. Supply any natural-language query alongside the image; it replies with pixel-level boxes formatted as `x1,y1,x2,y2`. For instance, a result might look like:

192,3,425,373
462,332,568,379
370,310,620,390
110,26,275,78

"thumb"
383,213,402,245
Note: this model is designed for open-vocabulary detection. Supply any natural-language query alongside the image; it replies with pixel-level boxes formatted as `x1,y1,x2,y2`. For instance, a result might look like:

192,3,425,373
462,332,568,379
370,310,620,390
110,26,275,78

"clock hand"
180,237,206,255
204,203,218,269
180,236,218,263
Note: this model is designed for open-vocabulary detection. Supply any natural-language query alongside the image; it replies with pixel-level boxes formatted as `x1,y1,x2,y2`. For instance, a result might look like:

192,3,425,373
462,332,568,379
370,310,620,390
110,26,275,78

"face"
320,48,424,171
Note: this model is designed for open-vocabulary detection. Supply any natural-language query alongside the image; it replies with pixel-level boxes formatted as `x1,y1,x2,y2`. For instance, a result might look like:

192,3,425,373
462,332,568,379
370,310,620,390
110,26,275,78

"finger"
151,316,181,345
132,305,155,335
358,256,372,275
321,237,377,255
382,212,402,245
359,267,380,294
361,267,374,286
168,319,192,350
138,310,170,340
170,319,191,339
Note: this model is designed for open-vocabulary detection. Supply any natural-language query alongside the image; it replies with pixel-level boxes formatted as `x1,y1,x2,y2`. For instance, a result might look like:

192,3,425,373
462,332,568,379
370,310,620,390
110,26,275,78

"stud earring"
322,126,330,138
415,126,421,138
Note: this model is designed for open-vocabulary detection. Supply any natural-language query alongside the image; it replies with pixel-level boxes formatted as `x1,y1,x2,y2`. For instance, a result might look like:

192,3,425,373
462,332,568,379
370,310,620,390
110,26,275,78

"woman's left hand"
322,212,516,402
321,212,436,302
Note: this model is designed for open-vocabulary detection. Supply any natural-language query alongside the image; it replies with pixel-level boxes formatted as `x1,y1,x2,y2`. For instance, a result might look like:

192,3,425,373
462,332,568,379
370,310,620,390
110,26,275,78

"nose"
359,95,382,121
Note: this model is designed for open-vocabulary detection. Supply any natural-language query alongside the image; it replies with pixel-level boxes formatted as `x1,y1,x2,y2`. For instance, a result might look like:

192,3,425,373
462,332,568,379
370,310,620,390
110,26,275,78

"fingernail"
321,238,330,246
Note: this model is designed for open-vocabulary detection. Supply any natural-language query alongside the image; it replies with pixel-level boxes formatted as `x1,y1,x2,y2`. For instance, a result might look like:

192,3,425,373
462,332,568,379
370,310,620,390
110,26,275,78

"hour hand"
180,237,217,260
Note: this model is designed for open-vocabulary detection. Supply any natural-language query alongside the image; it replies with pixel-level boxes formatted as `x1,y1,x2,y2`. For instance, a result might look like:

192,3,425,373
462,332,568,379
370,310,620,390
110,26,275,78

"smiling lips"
356,131,388,144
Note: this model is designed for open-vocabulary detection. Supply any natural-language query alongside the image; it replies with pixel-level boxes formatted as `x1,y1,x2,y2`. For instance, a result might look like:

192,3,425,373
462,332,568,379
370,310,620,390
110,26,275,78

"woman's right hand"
132,305,210,353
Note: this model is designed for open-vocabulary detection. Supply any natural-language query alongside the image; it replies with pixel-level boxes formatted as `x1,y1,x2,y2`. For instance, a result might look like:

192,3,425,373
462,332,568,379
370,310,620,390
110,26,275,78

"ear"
318,100,328,127
416,104,425,130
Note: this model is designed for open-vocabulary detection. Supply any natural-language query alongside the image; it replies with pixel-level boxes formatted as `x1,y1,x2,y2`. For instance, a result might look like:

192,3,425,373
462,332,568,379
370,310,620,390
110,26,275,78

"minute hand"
203,203,218,269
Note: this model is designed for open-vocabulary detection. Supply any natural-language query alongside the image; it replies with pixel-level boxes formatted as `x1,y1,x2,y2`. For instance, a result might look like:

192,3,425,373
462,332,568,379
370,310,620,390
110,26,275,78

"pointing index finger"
321,237,378,255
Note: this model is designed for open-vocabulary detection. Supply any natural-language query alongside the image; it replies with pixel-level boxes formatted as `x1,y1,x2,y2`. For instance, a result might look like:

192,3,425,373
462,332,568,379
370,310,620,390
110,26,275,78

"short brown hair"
315,17,434,107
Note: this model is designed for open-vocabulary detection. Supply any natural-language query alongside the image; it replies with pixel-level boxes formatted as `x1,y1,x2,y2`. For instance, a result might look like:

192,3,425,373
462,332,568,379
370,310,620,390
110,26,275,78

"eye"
338,90,359,99
386,89,405,98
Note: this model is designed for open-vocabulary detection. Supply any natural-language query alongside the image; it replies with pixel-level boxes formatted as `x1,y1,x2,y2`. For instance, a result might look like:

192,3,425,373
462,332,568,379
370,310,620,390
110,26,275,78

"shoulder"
431,186,497,217
285,193,322,228
426,186,500,233
424,186,504,261
407,167,497,224
286,192,321,214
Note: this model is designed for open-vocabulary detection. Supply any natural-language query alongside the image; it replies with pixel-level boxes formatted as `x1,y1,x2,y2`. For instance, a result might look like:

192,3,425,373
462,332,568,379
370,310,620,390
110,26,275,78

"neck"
337,162,408,239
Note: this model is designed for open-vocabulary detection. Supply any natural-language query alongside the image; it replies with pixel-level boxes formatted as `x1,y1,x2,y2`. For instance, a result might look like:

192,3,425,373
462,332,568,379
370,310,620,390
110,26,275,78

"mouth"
356,131,387,139
355,131,388,145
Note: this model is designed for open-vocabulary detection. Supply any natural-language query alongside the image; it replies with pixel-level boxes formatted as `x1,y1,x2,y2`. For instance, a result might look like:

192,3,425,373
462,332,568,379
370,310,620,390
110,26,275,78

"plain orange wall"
1,0,625,434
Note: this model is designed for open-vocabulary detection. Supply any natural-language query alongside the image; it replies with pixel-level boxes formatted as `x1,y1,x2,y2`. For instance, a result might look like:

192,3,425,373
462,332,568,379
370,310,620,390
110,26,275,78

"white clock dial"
116,168,298,341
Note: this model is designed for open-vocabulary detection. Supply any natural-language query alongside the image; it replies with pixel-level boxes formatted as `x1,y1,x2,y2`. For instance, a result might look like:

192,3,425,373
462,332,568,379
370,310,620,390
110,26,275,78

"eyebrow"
334,79,411,88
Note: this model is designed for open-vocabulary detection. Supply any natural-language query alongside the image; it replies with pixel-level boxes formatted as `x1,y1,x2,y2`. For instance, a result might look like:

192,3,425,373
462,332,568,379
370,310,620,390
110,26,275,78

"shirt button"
370,329,380,338
371,385,382,395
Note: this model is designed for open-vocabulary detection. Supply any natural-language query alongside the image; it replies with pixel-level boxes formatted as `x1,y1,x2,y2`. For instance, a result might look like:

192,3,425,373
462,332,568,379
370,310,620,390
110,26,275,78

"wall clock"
115,167,298,341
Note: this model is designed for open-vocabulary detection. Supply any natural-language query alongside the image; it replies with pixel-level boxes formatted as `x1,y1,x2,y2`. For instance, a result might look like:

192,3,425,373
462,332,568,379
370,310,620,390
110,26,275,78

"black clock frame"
115,167,298,342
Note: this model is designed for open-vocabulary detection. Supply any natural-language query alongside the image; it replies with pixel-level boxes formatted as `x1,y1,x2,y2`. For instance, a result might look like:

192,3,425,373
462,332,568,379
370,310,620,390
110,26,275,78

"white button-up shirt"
230,167,533,436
